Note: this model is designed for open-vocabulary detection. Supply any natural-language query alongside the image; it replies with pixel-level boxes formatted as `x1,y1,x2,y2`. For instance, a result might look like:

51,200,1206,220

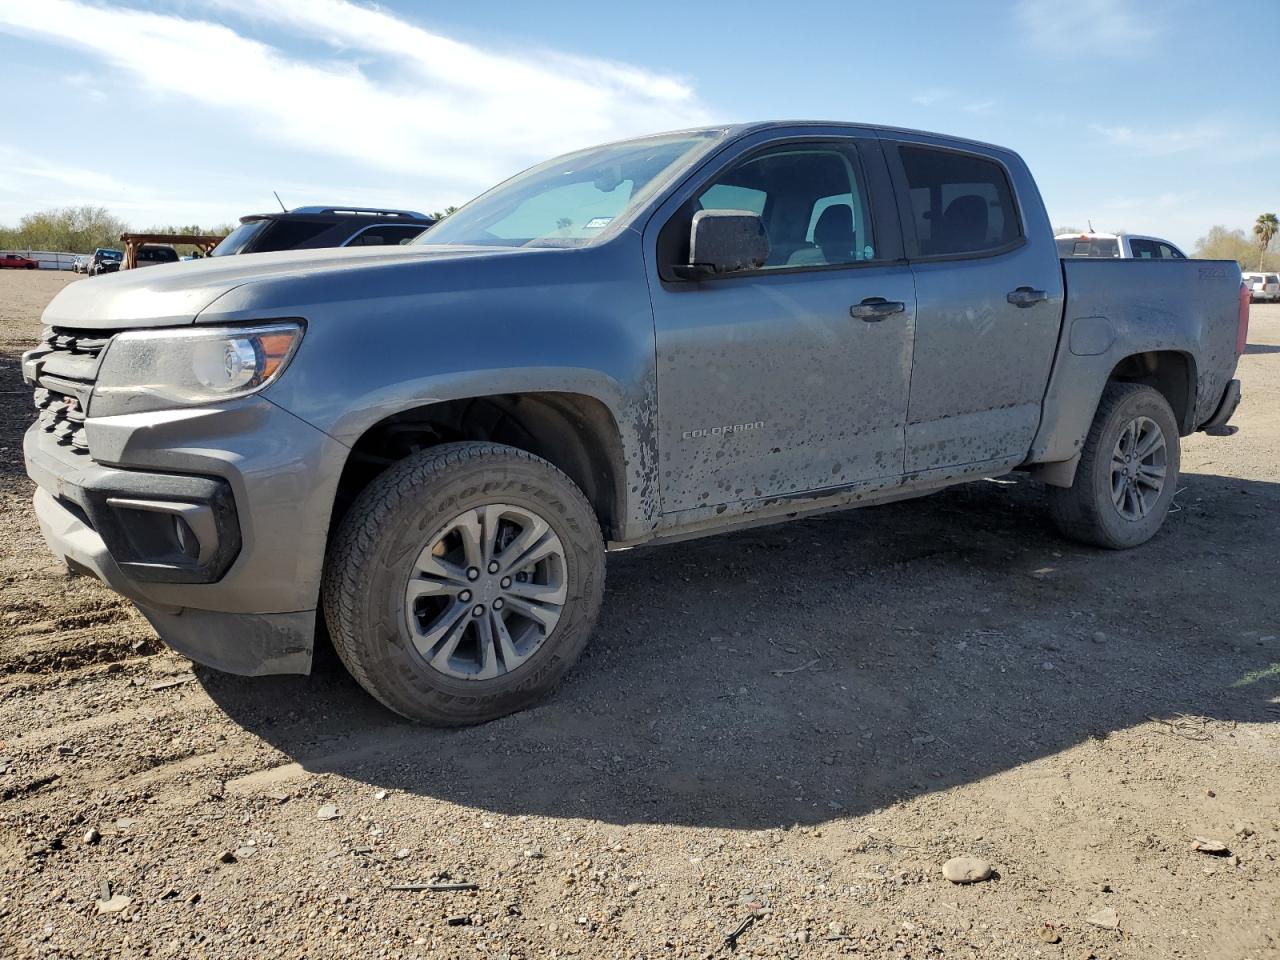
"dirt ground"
0,269,1276,960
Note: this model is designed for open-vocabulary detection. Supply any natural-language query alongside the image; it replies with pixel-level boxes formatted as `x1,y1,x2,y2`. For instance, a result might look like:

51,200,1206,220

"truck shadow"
201,468,1280,829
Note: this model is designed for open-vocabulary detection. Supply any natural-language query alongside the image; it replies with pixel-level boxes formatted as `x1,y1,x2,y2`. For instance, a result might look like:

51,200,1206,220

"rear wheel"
322,442,605,725
1048,382,1180,549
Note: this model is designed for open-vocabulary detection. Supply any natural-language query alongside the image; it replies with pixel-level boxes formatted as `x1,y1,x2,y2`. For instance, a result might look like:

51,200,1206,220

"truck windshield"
418,130,726,248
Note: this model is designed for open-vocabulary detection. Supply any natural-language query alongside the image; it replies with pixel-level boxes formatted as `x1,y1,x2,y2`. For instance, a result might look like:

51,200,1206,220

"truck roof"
588,121,1017,158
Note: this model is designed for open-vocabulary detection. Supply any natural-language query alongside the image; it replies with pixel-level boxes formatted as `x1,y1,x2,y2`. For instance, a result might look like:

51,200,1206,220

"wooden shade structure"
119,233,225,269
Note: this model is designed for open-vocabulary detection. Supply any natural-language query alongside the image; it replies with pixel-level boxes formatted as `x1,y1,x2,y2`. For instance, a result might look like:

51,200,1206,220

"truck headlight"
91,322,303,416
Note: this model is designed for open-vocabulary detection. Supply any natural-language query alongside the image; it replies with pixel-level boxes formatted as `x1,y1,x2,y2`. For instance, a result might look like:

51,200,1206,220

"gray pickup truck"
23,122,1246,725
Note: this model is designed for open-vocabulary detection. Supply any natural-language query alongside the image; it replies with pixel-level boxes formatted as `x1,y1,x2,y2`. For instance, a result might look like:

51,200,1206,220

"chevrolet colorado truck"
23,122,1247,725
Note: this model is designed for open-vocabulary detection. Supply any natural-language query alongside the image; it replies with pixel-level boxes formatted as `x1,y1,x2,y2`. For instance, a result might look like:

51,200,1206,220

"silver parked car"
1241,271,1280,303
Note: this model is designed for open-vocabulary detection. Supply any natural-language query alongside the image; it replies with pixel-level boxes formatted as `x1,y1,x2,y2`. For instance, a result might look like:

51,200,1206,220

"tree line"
0,205,235,257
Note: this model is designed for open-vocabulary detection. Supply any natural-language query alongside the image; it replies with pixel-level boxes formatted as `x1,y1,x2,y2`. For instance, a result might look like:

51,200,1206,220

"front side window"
1159,243,1185,259
897,145,1022,257
419,131,725,248
692,143,876,268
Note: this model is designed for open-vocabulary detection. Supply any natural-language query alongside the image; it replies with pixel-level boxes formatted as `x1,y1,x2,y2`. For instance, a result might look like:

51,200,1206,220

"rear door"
884,138,1065,473
644,129,916,514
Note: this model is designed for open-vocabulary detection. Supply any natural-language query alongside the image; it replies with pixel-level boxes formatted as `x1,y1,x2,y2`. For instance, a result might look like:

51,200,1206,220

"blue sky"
0,0,1274,249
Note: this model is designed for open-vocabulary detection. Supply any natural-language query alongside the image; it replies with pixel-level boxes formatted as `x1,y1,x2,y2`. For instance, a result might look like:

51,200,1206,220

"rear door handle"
849,297,906,321
1007,286,1048,308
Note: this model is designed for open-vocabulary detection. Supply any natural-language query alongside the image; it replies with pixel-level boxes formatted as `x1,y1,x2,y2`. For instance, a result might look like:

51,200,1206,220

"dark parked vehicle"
23,122,1246,726
0,252,39,269
87,248,122,276
131,244,179,269
210,206,434,257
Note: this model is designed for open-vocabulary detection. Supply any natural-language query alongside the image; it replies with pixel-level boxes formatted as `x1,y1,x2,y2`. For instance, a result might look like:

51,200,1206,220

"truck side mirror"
674,210,770,280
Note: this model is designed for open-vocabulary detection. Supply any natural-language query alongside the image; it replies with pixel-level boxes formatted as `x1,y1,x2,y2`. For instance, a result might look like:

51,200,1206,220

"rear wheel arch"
330,391,628,543
1107,349,1197,435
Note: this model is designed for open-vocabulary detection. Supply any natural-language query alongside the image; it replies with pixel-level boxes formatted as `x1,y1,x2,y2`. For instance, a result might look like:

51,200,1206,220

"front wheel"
322,442,605,725
1048,382,1180,549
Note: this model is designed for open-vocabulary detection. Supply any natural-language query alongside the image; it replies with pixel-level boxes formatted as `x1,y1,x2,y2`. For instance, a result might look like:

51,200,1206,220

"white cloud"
1088,123,1220,156
1015,0,1163,57
0,145,128,197
0,0,710,196
911,88,951,107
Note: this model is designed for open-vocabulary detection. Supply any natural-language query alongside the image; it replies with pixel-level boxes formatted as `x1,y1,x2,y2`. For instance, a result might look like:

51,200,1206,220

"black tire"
322,442,605,725
1048,382,1180,549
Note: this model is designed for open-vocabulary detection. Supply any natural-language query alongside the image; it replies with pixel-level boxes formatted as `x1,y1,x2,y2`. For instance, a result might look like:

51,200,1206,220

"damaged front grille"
33,386,89,449
25,326,119,453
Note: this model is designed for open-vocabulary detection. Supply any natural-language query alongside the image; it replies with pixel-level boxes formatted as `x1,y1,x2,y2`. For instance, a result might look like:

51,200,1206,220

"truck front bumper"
24,397,349,676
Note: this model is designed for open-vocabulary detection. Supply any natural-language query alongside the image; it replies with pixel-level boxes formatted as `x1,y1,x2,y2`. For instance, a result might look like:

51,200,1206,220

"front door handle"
849,297,906,321
1007,286,1048,308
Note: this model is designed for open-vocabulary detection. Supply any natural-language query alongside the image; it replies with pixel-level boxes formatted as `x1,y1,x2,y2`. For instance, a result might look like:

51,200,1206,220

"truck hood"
40,244,539,330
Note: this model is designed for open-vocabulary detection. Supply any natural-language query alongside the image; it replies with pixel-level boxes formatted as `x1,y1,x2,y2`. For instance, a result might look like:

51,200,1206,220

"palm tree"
1254,213,1279,270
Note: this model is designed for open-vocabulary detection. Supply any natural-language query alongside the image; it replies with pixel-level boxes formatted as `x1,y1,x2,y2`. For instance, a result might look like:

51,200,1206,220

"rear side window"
1268,274,1280,284
896,146,1022,258
254,219,336,252
1128,238,1157,258
344,224,428,246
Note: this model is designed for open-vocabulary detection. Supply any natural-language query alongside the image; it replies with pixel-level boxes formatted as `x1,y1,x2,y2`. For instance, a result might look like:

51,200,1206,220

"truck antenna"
1087,219,1094,233
273,190,287,213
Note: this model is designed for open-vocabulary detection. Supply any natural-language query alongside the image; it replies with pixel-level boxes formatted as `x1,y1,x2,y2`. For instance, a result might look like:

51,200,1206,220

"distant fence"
0,250,78,271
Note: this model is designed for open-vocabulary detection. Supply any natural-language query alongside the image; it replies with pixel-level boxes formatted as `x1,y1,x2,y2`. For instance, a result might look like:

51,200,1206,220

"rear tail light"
1237,281,1250,356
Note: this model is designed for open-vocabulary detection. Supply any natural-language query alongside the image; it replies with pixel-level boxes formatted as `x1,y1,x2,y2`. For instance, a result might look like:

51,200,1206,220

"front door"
646,135,916,514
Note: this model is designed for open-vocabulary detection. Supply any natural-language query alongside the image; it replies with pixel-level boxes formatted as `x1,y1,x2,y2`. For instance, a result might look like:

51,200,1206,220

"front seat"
935,195,989,254
787,205,856,266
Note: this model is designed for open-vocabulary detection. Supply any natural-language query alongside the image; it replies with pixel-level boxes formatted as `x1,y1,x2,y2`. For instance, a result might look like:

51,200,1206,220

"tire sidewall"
345,454,603,722
1088,388,1180,548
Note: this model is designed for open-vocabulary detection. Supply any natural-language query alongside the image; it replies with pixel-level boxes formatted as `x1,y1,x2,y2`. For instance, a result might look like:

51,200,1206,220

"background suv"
1242,271,1280,302
1055,232,1187,259
211,206,434,257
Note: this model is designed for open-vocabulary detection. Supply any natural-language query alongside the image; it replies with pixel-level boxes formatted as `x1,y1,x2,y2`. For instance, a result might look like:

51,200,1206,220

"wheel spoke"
504,594,561,630
454,509,485,570
503,530,560,574
412,601,469,661
1135,426,1165,460
1133,482,1149,518
406,575,464,602
478,503,504,566
416,554,471,586
1111,471,1127,508
1136,463,1165,488
473,613,500,680
490,609,524,669
495,515,551,571
504,577,567,605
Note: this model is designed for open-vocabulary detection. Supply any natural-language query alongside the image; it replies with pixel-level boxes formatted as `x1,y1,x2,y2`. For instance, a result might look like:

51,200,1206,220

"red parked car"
0,252,39,270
